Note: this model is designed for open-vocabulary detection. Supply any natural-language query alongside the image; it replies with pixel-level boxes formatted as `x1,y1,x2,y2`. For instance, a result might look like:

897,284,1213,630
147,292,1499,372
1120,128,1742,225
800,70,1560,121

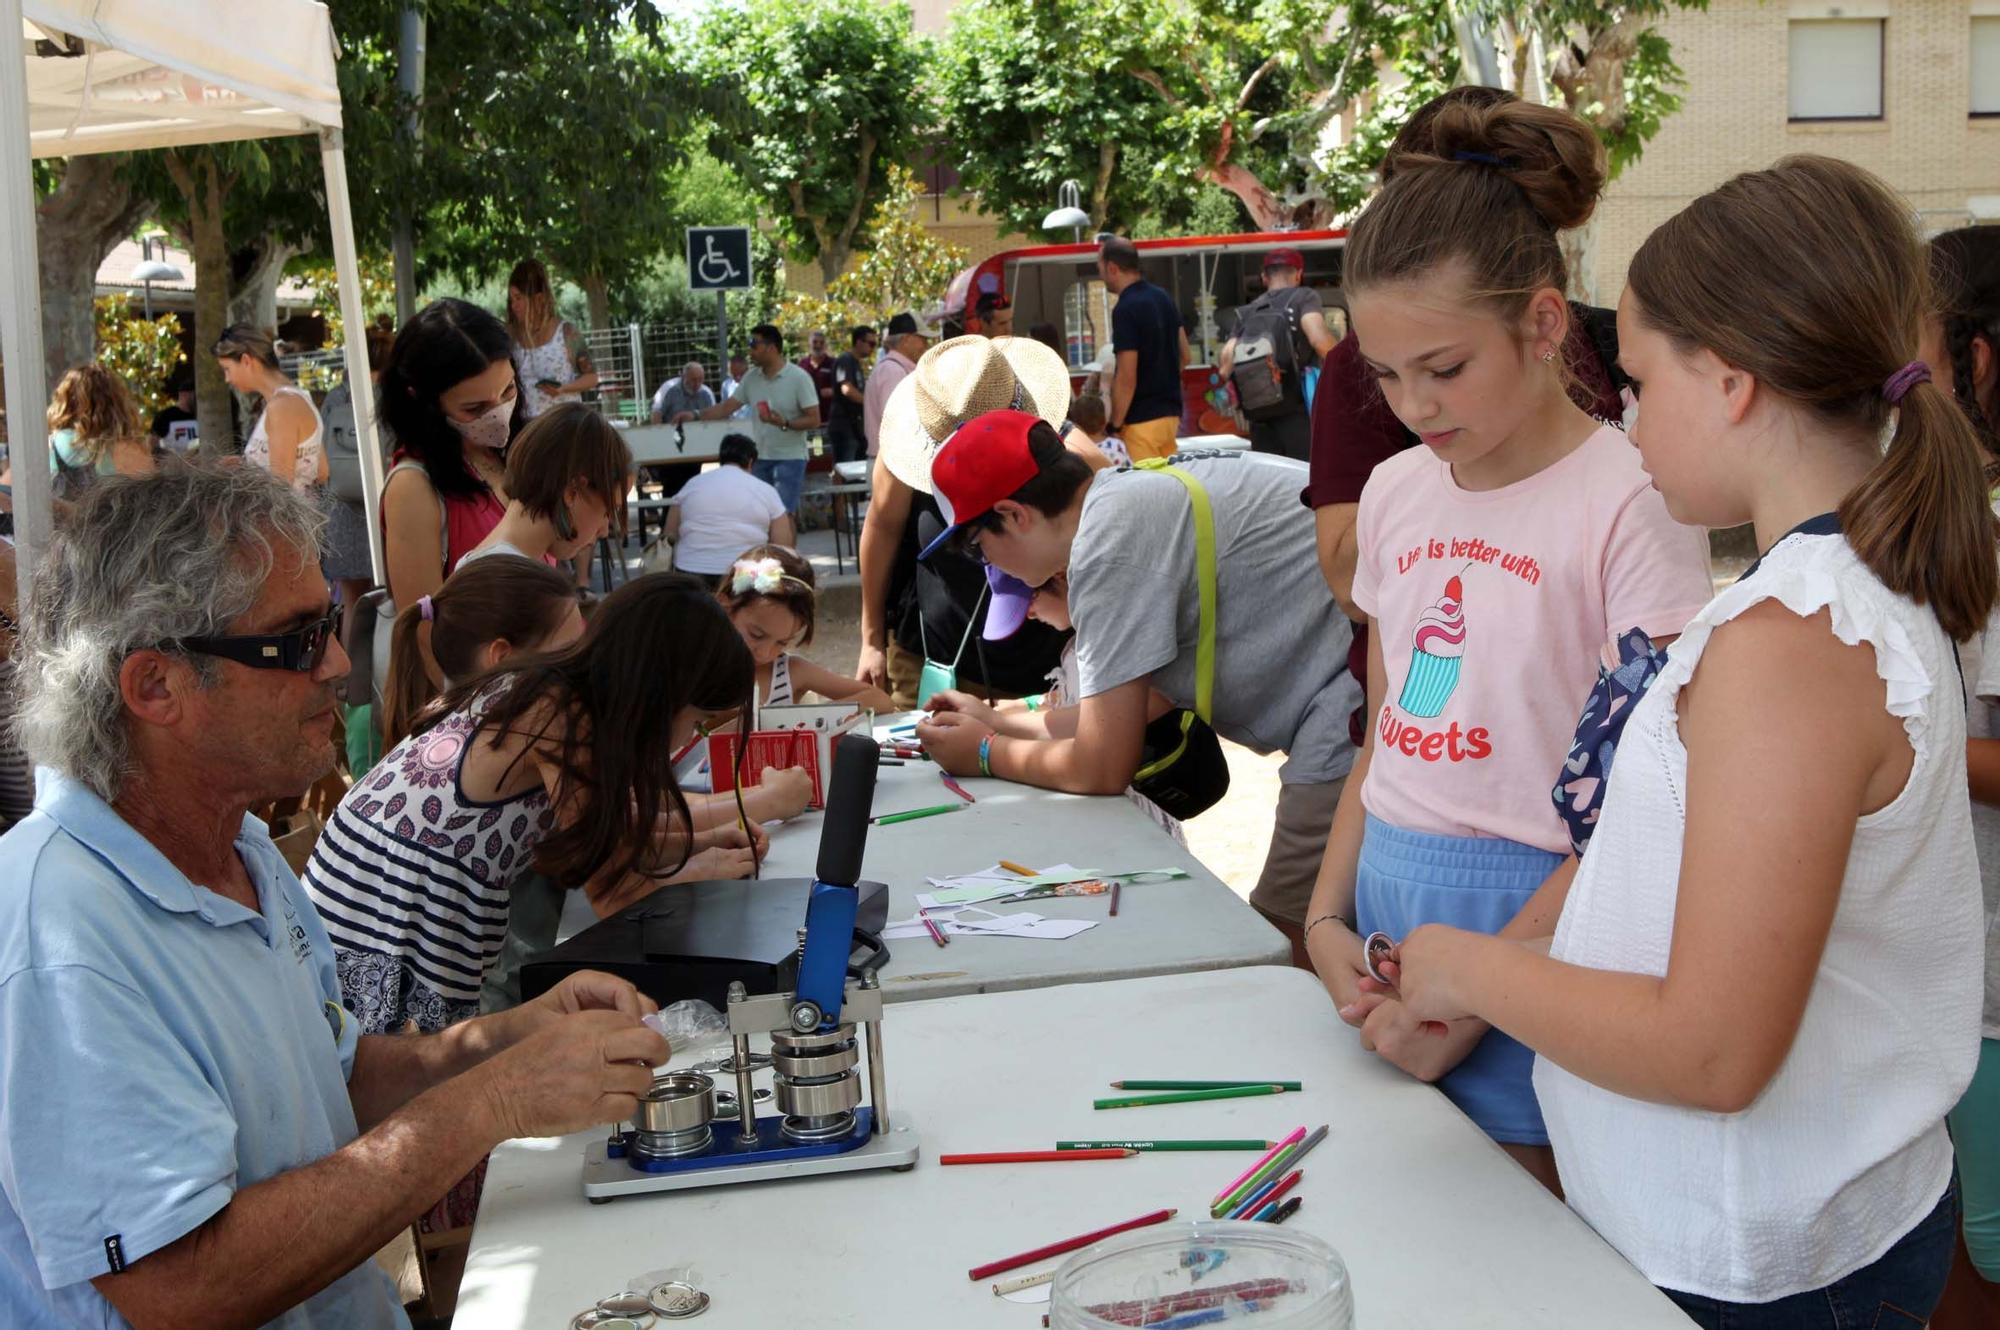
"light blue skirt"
1356,814,1561,1146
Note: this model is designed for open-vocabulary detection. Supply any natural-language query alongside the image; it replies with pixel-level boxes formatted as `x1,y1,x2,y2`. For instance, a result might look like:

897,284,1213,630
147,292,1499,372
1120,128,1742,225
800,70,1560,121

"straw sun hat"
877,335,1074,494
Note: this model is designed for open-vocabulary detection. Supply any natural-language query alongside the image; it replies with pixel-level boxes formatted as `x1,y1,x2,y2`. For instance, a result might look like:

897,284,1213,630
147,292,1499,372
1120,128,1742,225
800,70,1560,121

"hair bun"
1386,95,1607,232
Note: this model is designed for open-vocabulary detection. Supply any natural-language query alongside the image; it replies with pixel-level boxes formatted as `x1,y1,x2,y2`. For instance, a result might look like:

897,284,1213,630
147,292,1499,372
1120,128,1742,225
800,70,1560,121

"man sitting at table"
0,462,666,1328
915,412,1359,966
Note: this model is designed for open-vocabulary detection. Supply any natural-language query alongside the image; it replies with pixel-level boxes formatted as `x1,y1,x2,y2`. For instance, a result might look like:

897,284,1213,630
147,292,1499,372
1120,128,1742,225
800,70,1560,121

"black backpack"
1229,288,1314,422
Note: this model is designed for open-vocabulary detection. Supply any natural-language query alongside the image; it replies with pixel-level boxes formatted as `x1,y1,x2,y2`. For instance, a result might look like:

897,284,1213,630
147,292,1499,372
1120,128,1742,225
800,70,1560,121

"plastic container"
1049,1221,1352,1330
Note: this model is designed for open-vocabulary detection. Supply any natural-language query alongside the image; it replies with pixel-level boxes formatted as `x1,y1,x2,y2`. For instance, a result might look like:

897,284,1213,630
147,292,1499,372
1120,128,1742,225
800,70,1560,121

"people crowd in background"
9,87,2000,1329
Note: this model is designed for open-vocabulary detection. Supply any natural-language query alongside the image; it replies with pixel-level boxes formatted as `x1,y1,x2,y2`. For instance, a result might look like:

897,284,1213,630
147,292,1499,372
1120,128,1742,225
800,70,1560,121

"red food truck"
945,229,1348,437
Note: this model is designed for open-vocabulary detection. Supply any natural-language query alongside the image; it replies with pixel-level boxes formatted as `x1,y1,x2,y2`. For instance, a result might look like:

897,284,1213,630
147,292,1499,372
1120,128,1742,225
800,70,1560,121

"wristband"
978,734,994,777
1303,911,1353,938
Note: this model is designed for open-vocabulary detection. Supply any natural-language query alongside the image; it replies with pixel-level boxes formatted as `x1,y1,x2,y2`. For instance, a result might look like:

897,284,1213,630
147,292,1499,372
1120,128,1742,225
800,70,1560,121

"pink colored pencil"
921,912,949,947
1209,1127,1303,1210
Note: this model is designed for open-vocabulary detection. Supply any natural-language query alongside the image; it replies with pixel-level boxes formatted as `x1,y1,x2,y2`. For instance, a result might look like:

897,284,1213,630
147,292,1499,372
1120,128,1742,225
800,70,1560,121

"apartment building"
1595,0,2000,296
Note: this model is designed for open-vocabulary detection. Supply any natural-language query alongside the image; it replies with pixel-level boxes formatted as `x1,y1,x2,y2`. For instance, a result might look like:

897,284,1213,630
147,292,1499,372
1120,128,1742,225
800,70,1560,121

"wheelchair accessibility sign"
687,226,753,292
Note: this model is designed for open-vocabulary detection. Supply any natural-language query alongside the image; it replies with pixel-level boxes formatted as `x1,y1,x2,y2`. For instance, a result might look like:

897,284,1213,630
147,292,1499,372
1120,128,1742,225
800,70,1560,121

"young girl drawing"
718,544,895,713
1300,92,1713,1190
306,573,771,1040
1389,157,1993,1327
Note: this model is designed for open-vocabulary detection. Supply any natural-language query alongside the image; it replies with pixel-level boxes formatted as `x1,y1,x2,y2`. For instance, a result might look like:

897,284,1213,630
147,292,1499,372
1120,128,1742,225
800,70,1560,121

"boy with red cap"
914,410,1360,963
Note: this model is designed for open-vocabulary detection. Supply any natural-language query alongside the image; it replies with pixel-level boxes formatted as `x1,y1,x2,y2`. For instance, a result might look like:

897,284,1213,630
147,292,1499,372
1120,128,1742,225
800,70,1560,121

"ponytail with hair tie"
417,594,435,622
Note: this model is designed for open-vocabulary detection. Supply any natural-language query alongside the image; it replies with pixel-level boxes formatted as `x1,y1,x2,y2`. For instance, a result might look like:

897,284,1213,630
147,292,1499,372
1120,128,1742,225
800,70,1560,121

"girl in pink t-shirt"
1300,90,1711,1186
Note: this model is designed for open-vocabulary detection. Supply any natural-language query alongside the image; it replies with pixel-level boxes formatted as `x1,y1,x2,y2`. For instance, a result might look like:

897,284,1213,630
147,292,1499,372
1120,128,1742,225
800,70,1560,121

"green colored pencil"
1093,1084,1287,1110
871,803,965,826
1111,1080,1303,1092
1056,1140,1275,1152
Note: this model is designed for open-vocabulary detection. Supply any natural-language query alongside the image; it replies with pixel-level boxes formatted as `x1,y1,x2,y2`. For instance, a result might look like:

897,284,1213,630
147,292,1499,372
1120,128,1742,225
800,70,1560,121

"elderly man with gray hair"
650,359,715,424
0,462,666,1327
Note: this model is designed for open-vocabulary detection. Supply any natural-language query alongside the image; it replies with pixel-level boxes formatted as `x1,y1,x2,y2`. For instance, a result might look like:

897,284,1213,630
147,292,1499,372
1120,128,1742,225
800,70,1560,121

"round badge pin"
649,1280,712,1319
1362,931,1398,986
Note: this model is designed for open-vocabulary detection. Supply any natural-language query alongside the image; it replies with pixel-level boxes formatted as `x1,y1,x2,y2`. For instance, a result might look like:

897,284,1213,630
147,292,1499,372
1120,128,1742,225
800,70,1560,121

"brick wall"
1595,0,2000,299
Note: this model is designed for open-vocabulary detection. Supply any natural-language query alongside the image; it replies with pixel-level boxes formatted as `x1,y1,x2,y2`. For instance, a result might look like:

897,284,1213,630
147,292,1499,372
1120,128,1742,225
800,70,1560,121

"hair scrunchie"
417,594,435,622
1881,361,1931,406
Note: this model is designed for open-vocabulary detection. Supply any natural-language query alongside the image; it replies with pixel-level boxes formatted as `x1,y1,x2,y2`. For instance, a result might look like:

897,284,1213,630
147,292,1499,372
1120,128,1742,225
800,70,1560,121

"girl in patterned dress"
305,572,762,1038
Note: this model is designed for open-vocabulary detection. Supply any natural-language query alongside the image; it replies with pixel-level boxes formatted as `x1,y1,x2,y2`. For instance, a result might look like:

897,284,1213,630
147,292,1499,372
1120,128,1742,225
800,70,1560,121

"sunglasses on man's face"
175,605,344,673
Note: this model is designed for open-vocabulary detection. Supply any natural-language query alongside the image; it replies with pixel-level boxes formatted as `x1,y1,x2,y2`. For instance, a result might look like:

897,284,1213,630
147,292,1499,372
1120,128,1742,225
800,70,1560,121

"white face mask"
448,396,513,450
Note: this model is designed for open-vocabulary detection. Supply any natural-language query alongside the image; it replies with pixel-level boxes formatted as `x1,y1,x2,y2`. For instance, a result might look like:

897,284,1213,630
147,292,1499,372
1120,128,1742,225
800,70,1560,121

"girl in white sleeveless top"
214,324,326,490
1384,158,1992,1327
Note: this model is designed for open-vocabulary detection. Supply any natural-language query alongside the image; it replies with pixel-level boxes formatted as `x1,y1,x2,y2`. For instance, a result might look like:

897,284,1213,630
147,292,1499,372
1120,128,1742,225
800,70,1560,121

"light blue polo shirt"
0,773,409,1328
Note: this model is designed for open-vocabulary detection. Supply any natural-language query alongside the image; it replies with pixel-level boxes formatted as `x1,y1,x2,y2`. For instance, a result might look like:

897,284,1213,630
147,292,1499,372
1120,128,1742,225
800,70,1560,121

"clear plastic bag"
640,998,733,1069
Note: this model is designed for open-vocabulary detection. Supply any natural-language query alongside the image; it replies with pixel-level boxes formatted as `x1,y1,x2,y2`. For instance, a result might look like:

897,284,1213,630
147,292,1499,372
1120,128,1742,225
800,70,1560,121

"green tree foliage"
93,296,183,418
696,0,931,287
780,166,967,340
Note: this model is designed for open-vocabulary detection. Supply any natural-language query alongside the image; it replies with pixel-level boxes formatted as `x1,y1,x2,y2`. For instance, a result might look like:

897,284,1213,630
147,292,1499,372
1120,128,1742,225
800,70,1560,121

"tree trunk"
1563,213,1601,305
227,234,303,333
1201,161,1285,231
582,270,610,332
167,151,237,452
35,155,153,385
1091,140,1118,230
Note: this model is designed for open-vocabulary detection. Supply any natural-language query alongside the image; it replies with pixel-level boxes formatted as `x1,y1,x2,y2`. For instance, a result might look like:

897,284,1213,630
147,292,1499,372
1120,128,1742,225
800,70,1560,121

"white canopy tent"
1,0,386,595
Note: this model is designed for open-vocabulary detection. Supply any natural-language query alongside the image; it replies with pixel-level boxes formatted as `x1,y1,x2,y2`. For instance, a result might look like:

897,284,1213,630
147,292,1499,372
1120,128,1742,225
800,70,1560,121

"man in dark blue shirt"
1099,235,1189,461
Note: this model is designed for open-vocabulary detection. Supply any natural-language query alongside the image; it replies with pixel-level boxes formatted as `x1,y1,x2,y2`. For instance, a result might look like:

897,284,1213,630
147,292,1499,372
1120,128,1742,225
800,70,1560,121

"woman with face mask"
378,299,520,611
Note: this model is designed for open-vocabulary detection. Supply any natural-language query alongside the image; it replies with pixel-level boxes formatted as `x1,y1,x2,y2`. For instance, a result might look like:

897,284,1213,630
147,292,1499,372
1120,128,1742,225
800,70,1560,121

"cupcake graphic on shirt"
1398,574,1467,718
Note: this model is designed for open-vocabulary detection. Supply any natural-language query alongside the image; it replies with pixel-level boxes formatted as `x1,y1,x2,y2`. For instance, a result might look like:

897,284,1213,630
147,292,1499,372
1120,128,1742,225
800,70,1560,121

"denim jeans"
752,457,807,514
1663,1181,1958,1329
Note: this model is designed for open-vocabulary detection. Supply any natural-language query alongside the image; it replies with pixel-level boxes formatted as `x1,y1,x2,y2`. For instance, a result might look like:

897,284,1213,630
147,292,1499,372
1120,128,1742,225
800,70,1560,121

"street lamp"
131,235,183,321
1042,179,1091,243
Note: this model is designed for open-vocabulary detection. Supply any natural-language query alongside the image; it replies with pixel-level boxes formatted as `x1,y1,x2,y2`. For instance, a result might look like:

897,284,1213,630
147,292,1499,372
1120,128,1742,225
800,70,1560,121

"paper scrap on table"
921,863,1095,907
884,907,1097,941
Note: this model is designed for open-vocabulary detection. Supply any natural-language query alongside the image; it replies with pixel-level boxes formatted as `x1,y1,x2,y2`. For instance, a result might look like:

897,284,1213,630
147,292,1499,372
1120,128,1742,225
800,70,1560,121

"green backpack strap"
1130,458,1217,781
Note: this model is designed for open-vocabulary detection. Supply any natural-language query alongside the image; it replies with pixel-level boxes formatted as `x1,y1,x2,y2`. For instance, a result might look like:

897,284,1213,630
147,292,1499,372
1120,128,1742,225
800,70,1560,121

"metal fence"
280,320,740,424
581,320,735,424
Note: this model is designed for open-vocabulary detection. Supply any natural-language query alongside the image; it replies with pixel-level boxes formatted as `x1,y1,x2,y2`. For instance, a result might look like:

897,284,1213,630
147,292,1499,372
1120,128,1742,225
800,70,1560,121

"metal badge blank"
1363,932,1398,986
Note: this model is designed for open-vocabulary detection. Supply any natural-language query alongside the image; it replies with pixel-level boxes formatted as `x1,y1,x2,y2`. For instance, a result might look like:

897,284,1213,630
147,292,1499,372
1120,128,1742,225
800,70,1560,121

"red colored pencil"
941,1149,1136,1165
940,772,976,803
967,1207,1178,1281
1246,1168,1303,1219
921,912,949,948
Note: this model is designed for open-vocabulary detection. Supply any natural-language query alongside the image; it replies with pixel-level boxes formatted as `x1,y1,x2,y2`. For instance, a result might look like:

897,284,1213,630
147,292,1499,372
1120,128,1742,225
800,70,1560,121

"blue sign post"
687,226,753,391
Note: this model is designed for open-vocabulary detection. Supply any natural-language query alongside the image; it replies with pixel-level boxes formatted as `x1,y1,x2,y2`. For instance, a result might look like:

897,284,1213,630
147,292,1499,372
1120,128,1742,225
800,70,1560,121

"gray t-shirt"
1068,452,1360,784
727,362,819,462
1962,498,2000,1038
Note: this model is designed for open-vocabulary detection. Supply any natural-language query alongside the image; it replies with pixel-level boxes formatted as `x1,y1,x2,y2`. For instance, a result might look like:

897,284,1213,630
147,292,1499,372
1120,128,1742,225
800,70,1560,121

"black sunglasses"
175,605,344,673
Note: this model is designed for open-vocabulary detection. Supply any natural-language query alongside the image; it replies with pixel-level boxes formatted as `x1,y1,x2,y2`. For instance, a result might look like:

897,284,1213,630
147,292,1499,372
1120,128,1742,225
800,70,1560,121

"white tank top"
244,385,323,490
1533,526,1982,1302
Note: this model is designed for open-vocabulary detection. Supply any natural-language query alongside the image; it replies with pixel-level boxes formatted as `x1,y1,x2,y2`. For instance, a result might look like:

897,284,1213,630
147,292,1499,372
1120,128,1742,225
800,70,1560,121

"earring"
1541,347,1557,364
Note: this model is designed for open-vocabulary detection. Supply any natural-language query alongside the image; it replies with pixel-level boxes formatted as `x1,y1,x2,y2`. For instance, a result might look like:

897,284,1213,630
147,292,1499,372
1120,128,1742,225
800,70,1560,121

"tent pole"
319,127,386,588
0,0,53,599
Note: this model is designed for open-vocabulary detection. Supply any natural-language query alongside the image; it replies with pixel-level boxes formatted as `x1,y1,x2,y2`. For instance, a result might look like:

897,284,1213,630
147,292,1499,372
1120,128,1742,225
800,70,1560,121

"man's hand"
471,1010,665,1141
856,642,889,692
528,970,658,1022
671,410,695,425
925,689,1004,730
913,710,992,776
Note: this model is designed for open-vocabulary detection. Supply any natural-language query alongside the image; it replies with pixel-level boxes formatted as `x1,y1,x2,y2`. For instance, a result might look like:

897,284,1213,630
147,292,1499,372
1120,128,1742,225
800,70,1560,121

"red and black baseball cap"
919,409,1044,559
1263,247,1305,272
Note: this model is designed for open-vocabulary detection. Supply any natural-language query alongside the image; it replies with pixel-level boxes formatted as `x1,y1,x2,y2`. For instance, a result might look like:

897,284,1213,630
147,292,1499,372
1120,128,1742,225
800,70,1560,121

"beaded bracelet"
978,734,994,777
